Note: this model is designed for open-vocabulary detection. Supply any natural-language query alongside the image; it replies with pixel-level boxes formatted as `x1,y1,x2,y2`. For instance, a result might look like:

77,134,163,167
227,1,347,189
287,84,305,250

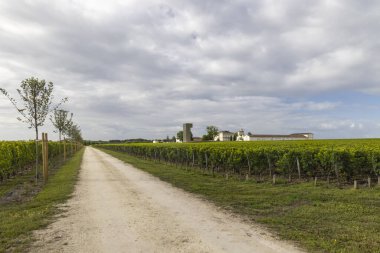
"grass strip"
99,148,380,253
0,148,84,252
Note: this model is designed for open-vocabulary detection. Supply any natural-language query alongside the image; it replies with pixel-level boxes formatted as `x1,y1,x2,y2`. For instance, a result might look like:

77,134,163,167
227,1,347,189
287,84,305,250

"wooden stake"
246,153,251,176
205,153,208,170
296,157,301,179
368,177,371,188
245,174,249,181
354,180,357,189
273,174,276,184
63,140,67,161
314,177,317,187
226,173,229,180
45,133,48,182
41,133,48,183
41,133,45,182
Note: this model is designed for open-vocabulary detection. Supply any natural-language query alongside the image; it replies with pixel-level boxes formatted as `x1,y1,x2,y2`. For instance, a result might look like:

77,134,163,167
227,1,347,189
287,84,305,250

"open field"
0,148,84,252
98,146,380,253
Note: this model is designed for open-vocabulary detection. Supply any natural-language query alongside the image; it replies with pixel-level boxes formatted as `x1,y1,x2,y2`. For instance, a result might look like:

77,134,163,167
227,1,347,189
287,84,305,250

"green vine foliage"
0,141,73,181
96,139,380,183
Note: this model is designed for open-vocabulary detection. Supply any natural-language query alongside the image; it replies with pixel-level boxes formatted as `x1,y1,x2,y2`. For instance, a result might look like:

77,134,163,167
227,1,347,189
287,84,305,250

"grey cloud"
0,0,379,140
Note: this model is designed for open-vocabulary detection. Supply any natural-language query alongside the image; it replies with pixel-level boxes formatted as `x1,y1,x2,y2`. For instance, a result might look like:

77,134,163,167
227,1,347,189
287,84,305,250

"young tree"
51,109,73,142
0,77,66,182
66,122,83,142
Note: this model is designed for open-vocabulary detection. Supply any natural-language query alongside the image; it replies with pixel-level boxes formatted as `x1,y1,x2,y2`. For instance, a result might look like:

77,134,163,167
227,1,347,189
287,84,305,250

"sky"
0,0,380,141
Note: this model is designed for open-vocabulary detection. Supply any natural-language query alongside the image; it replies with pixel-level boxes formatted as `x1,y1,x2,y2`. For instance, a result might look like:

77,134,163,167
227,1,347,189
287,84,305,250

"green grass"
0,149,84,253
99,148,380,253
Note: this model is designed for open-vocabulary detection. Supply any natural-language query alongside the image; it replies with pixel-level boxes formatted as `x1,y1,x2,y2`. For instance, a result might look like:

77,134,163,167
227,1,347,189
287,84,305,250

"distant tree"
177,130,183,141
67,123,83,142
50,109,72,142
171,136,176,142
0,77,66,182
202,125,219,141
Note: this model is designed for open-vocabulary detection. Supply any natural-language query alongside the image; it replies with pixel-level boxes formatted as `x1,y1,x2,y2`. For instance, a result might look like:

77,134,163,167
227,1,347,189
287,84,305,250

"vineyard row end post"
41,132,48,183
63,140,66,161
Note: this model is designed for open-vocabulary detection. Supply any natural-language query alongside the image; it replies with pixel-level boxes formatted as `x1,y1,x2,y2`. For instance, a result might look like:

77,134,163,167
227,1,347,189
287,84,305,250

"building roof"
219,131,234,134
248,134,309,138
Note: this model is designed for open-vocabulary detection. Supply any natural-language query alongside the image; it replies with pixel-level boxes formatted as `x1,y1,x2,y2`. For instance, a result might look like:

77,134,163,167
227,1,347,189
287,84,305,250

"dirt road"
31,147,303,253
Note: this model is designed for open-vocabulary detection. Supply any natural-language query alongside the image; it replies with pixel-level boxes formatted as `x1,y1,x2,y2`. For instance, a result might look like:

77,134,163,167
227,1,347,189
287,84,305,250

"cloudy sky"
0,0,379,140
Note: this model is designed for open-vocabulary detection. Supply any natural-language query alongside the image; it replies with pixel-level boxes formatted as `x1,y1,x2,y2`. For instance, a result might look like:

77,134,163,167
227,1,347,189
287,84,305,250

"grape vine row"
96,139,380,183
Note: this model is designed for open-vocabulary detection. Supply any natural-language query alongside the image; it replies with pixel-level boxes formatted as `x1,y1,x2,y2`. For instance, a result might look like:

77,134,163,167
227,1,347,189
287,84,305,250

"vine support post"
205,153,208,171
35,138,38,184
246,153,251,176
41,133,49,184
296,157,301,180
63,140,67,161
267,155,272,178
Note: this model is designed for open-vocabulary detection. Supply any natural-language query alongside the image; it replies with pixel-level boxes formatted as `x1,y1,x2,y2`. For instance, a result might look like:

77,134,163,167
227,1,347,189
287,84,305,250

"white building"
214,131,235,141
237,130,313,141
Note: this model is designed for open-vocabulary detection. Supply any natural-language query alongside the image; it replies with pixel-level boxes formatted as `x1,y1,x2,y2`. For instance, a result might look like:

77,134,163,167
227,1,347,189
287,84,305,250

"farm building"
214,131,235,141
237,130,313,141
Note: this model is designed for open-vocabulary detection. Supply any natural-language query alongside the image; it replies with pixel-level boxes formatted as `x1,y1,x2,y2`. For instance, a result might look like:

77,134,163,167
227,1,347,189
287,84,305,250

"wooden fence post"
296,157,301,179
246,153,251,176
63,140,67,161
273,174,276,184
354,180,357,189
368,177,371,188
41,133,45,182
45,133,48,182
41,133,48,183
205,153,208,171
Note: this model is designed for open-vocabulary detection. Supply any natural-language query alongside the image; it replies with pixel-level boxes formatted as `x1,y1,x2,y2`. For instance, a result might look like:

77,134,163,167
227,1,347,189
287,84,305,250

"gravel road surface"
31,147,303,253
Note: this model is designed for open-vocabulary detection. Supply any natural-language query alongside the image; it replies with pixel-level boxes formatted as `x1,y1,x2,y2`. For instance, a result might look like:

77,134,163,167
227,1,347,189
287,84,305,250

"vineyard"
0,141,80,182
96,139,380,184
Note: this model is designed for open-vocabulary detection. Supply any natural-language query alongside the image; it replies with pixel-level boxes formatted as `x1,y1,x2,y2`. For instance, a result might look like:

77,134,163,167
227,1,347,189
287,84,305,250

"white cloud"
0,0,380,140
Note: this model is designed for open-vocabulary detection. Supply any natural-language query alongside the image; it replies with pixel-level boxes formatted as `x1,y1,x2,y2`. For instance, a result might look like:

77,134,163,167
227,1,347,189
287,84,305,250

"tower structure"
183,123,193,142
